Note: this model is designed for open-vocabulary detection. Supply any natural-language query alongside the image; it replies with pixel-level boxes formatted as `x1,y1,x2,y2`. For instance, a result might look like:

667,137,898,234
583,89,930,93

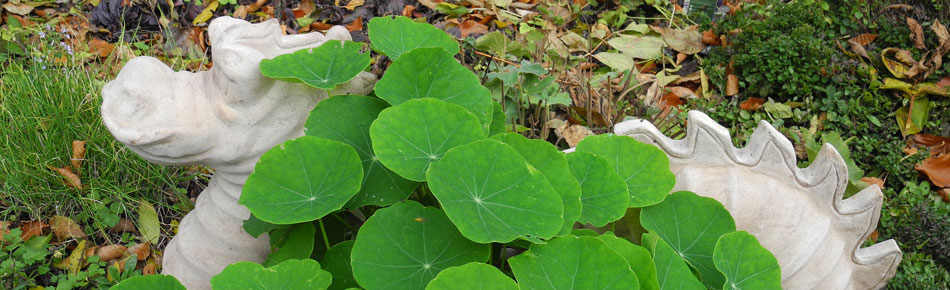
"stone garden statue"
100,17,375,289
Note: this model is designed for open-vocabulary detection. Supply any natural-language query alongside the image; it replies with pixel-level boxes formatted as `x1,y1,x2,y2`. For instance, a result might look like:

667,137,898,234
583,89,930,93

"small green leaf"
242,214,288,238
640,191,736,289
714,231,782,290
263,223,315,267
896,97,930,137
137,200,160,245
370,99,485,181
575,134,675,207
260,40,370,89
597,232,659,290
475,31,528,58
306,95,419,208
642,232,705,290
425,262,518,290
427,140,563,243
351,201,490,290
210,259,331,290
566,152,629,227
110,274,185,290
509,236,640,290
368,16,459,60
240,136,363,224
321,241,359,290
491,133,581,235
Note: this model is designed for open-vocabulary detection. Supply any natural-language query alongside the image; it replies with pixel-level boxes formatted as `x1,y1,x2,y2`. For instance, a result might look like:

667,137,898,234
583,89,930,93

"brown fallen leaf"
555,123,593,147
917,154,950,187
885,4,913,10
907,18,926,49
740,97,764,111
939,188,950,203
20,220,48,241
50,215,87,241
0,221,10,241
675,52,687,65
726,74,739,96
345,16,362,32
848,38,869,59
701,30,721,46
938,77,950,90
459,20,488,38
343,0,364,10
98,244,127,261
911,134,950,156
111,218,137,233
311,22,333,31
71,140,86,171
851,33,877,46
667,86,696,99
143,262,158,275
860,177,885,190
88,37,115,58
48,166,81,189
867,230,879,242
128,242,151,260
296,0,315,15
1,3,34,15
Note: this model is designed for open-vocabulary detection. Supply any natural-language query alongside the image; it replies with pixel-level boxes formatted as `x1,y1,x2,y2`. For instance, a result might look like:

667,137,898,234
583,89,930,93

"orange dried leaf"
345,16,362,32
867,230,880,242
848,38,869,59
939,188,950,203
860,177,885,190
555,124,593,147
50,215,87,241
128,242,151,260
111,218,137,233
938,77,950,90
740,97,764,111
310,22,333,31
71,140,86,170
658,91,684,110
907,18,926,49
297,0,315,15
459,20,488,38
667,86,696,98
701,30,720,46
344,0,364,10
917,154,950,187
97,244,127,261
143,262,158,275
402,5,416,17
88,38,115,58
726,74,739,96
676,52,687,65
48,166,81,189
19,220,48,241
851,33,877,46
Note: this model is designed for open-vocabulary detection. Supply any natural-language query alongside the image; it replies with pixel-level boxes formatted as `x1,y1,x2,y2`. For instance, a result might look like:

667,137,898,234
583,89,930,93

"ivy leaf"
575,134,675,207
425,262,518,290
426,140,564,243
321,241,359,290
305,95,419,208
351,201,490,290
368,16,459,60
370,99,485,181
509,236,640,290
713,231,782,290
566,152,629,227
240,136,363,224
260,40,370,89
262,223,315,267
110,274,185,290
210,259,331,289
642,232,706,290
640,191,736,289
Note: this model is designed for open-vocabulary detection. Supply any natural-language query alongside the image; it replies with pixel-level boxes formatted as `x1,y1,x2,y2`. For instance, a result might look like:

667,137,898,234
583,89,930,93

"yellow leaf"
343,0,363,11
193,0,220,26
52,240,86,276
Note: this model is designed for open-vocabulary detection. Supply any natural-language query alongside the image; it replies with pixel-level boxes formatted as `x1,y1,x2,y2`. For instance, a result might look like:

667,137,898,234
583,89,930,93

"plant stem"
318,218,331,250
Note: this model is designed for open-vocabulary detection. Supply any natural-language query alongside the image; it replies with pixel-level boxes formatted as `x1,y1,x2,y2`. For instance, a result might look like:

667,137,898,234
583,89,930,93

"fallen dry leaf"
311,22,333,31
860,177,885,190
908,18,926,49
555,123,593,147
111,218,137,233
345,16,362,32
50,215,87,241
726,74,739,96
740,97,765,111
939,188,950,203
343,0,364,10
658,92,684,110
97,244,127,261
296,0,315,15
459,20,488,38
701,30,721,46
402,5,416,17
917,154,950,187
143,262,158,275
848,38,870,59
20,220,48,241
0,221,10,241
71,140,86,170
851,33,878,46
128,242,151,260
675,52,687,65
912,134,950,156
867,230,879,242
48,166,81,189
1,3,34,15
88,38,115,58
667,86,696,99
938,77,950,90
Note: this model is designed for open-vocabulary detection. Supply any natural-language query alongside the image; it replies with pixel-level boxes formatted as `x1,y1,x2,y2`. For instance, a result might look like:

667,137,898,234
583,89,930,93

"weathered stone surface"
614,111,901,289
101,16,375,289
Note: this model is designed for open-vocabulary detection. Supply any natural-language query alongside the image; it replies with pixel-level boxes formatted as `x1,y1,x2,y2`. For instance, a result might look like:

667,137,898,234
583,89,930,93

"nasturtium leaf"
263,222,315,267
210,259,331,290
260,40,370,89
575,134,675,207
597,232,660,290
425,262,518,290
305,95,419,208
370,99,485,181
640,191,736,289
110,274,185,290
491,133,581,235
509,236,640,290
321,241,359,290
713,231,782,290
426,140,563,243
368,16,460,60
566,152,629,227
642,232,705,290
488,102,507,137
240,136,363,224
351,201,490,290
242,214,288,238
374,48,494,132
137,200,161,245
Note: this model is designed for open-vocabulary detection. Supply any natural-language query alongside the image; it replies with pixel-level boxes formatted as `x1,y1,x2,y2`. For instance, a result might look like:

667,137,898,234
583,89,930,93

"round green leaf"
240,136,363,224
640,191,736,289
597,232,660,290
262,222,315,267
260,40,370,89
306,95,419,208
368,16,460,60
351,201,490,290
110,274,185,290
370,99,485,181
488,102,506,137
425,262,518,290
374,48,493,132
210,259,332,290
714,231,782,290
566,152,629,227
321,240,359,290
575,134,675,207
509,236,640,290
427,140,563,243
642,232,705,290
491,133,581,235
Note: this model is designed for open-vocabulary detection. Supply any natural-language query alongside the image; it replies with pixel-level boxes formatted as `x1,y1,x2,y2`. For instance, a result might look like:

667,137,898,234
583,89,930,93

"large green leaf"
305,95,419,208
488,102,507,137
260,40,370,89
321,241,359,290
566,152,629,227
575,134,675,207
262,223,315,267
368,16,459,60
491,133,581,235
426,140,563,243
374,48,493,132
240,136,363,224
640,191,736,289
242,214,288,238
642,232,705,290
351,201,490,290
713,231,782,290
509,236,640,290
110,274,185,290
369,99,485,181
210,259,332,290
425,262,518,290
597,232,659,290
606,35,664,60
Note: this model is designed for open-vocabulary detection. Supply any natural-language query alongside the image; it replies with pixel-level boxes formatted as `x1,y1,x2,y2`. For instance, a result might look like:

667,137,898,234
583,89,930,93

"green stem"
318,219,331,250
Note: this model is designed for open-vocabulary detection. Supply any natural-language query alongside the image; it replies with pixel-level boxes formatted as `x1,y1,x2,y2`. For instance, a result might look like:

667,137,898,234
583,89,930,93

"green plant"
0,229,51,289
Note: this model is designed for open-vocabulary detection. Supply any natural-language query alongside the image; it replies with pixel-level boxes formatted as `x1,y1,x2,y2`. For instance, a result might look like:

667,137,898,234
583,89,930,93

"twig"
473,51,520,67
